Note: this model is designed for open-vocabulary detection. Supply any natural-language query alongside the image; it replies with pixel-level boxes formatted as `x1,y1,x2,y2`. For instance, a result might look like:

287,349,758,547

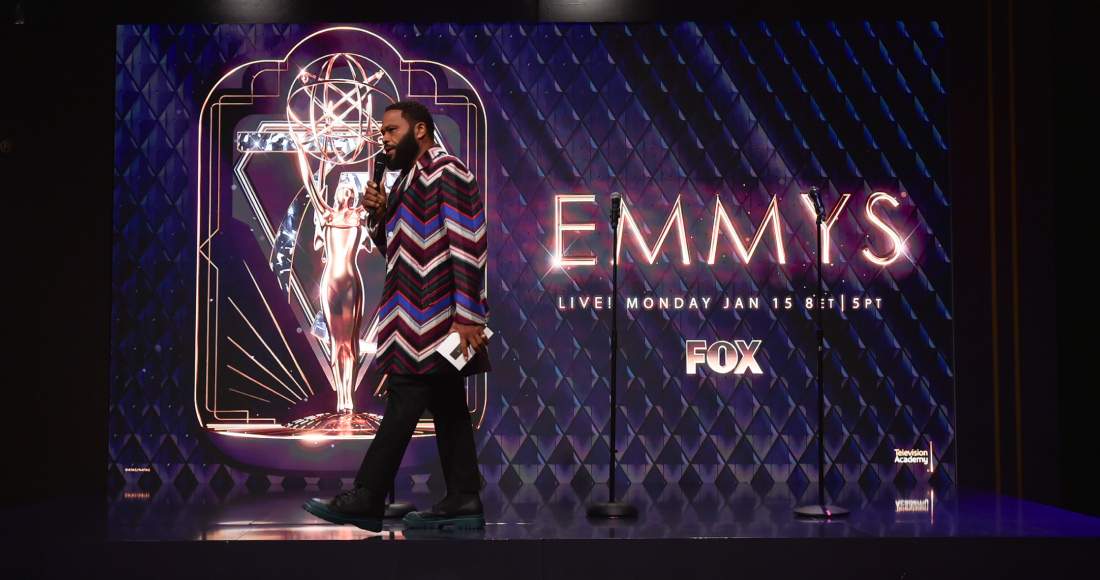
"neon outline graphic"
799,192,852,264
554,194,597,267
863,192,904,266
707,194,786,265
617,194,691,265
194,27,490,441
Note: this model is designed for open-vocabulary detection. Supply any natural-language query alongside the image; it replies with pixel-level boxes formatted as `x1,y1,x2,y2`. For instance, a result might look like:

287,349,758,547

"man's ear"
416,122,427,141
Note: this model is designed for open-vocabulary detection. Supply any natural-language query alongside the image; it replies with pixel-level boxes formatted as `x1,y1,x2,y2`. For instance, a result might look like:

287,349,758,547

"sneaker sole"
401,513,486,530
301,500,383,532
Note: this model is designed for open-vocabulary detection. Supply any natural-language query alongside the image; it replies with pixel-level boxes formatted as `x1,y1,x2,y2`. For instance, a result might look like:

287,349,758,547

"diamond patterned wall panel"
112,23,953,490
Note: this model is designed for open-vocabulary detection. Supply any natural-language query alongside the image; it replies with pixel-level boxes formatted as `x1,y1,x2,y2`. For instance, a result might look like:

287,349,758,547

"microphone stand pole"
587,194,638,519
794,189,850,519
384,485,417,519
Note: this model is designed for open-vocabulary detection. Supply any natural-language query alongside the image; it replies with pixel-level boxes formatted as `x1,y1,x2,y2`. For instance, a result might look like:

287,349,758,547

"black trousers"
355,373,480,495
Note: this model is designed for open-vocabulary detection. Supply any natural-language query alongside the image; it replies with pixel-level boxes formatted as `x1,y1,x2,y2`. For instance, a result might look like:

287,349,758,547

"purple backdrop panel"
111,23,952,493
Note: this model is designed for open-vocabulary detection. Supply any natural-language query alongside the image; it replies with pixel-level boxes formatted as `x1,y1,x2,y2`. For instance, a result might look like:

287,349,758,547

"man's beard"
388,131,420,169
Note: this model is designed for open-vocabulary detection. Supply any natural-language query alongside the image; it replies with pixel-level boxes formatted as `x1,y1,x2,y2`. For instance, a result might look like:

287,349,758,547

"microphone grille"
611,191,622,201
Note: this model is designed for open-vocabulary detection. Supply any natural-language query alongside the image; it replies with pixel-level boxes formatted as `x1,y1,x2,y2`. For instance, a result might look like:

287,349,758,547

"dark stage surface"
91,482,1097,541
2,483,1096,578
121,482,1100,540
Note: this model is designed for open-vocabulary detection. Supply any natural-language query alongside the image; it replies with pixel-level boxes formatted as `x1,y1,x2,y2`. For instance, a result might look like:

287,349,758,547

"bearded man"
303,101,490,532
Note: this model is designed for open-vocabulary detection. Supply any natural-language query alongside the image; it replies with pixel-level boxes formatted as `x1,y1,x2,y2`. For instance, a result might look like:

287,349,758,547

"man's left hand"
450,322,488,359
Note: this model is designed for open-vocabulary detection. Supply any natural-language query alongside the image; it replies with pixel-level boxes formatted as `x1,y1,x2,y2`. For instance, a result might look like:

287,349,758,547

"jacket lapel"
387,163,416,223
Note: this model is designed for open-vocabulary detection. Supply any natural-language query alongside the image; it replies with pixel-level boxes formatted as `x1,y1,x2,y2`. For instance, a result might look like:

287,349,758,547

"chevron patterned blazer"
369,146,490,376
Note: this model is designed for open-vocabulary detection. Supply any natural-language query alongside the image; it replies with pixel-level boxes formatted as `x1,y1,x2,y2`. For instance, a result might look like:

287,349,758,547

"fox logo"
685,340,764,375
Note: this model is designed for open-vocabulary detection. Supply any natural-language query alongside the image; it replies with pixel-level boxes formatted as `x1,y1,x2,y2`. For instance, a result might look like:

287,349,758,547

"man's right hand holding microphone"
361,179,387,229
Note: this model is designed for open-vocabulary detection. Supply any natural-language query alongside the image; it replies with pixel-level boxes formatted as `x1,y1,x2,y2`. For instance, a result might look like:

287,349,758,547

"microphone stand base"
384,502,418,518
793,504,850,518
586,501,639,519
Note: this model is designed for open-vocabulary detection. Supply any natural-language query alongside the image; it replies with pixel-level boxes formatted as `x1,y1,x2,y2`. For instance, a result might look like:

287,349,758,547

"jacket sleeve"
438,159,489,326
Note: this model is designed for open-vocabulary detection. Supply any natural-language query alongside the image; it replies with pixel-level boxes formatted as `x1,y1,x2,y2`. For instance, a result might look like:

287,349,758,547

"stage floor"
3,482,1097,579
89,480,1099,541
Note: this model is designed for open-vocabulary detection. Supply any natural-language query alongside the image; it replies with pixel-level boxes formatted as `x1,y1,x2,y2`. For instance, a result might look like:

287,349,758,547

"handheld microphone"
610,192,622,227
363,154,388,219
372,154,388,194
808,186,824,220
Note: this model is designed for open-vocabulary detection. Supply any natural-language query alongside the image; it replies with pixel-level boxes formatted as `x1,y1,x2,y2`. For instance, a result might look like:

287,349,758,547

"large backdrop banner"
111,23,953,493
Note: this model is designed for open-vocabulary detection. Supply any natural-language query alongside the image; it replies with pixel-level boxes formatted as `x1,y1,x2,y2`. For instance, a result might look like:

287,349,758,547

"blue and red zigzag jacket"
369,146,490,376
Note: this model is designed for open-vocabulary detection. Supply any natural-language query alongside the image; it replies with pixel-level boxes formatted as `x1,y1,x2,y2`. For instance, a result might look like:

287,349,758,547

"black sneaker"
401,493,485,530
303,486,386,532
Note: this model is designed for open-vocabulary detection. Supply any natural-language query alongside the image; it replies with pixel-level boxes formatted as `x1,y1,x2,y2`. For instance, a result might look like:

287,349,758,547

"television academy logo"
894,491,936,522
894,492,935,520
894,443,935,472
686,340,764,375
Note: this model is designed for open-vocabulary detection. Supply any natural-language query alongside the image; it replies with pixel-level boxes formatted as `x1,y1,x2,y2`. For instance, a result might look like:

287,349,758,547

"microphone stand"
587,193,638,519
794,188,850,519
384,486,417,518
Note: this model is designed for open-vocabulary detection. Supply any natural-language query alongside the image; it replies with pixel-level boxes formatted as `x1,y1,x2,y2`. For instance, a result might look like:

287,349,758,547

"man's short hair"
385,101,435,139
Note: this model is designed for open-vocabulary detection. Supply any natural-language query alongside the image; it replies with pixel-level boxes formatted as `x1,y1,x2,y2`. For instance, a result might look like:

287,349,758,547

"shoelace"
333,487,362,506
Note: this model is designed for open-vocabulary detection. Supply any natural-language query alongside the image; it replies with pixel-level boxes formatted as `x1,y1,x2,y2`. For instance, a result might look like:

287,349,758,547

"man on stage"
303,101,490,532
